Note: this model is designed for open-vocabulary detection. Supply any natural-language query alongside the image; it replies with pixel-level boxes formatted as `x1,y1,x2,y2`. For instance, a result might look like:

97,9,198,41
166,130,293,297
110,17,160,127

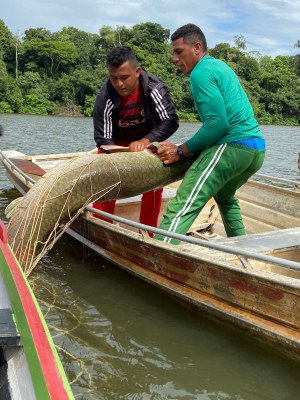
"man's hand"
129,138,150,152
157,141,183,165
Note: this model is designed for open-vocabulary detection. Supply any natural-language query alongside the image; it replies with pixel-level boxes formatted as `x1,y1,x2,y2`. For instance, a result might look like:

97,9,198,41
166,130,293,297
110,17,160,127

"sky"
1,0,300,57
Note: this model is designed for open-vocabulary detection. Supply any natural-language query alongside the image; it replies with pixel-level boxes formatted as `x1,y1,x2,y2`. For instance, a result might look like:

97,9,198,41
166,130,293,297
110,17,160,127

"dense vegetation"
0,20,299,125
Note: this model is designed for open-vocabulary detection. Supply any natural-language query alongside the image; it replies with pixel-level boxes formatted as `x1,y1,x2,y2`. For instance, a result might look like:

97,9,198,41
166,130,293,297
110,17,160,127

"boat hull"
68,214,300,362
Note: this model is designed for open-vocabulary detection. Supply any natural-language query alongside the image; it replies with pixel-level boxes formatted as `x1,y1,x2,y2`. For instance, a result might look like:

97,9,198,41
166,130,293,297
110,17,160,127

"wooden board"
9,158,46,176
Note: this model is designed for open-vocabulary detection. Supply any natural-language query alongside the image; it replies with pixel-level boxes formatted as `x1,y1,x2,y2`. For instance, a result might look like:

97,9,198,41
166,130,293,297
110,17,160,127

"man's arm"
144,82,179,143
93,90,115,147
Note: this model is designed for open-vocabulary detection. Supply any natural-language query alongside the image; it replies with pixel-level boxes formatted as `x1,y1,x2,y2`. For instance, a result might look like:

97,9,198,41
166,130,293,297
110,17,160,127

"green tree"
290,40,300,77
234,34,247,51
128,22,170,55
20,94,54,115
98,25,123,53
70,68,99,106
235,55,260,82
0,66,23,112
61,27,100,68
258,55,299,122
0,19,16,75
22,30,78,75
0,21,298,124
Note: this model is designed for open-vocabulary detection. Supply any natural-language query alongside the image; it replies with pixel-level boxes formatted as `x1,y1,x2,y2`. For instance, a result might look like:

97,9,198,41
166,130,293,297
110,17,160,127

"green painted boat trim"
0,246,74,399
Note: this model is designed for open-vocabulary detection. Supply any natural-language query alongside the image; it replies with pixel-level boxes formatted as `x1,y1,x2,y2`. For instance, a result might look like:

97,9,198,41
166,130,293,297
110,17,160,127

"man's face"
172,38,201,76
108,61,141,96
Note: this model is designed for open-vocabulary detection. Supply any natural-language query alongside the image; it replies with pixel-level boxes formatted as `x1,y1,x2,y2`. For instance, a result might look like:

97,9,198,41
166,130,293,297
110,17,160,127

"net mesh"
8,156,121,276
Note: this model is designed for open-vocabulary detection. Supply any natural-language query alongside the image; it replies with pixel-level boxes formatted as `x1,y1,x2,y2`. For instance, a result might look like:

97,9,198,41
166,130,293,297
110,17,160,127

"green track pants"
155,143,265,244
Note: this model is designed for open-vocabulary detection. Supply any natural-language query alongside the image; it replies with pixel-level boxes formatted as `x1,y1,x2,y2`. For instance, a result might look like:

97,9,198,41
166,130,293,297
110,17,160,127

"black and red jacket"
93,69,179,147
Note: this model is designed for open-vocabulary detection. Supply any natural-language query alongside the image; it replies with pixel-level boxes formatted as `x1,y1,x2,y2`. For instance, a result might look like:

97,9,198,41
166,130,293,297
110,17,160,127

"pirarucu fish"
7,151,190,275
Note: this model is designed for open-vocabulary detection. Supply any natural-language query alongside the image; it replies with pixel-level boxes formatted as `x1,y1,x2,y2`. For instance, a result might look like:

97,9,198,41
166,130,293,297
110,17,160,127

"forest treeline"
0,20,299,125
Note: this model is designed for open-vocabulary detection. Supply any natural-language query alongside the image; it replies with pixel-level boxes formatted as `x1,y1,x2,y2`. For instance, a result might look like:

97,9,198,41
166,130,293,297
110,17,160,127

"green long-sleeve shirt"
185,55,263,153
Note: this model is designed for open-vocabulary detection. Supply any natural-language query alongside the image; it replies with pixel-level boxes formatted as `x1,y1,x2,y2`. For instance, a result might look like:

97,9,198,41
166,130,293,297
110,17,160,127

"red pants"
92,189,163,234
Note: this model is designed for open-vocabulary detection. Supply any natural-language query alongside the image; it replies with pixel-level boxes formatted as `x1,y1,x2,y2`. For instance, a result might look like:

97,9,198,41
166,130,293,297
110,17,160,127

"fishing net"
7,151,189,276
7,154,122,276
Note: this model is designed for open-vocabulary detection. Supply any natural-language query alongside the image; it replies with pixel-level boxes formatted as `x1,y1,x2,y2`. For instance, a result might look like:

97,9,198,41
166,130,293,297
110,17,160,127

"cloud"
2,0,299,56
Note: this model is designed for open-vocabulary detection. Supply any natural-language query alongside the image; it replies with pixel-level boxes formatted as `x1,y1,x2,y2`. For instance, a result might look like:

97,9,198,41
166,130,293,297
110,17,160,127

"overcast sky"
2,0,300,57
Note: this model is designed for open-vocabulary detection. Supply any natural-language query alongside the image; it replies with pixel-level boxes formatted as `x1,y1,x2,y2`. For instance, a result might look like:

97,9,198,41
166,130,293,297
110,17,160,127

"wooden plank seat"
215,227,300,253
9,158,46,177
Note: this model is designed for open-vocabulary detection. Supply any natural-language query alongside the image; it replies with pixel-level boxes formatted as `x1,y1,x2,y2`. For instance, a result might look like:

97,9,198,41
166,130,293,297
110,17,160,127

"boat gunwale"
79,210,300,288
84,205,300,274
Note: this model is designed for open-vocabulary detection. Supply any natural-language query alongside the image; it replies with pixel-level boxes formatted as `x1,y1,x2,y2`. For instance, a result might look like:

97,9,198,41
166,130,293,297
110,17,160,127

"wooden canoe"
0,220,74,399
0,149,300,363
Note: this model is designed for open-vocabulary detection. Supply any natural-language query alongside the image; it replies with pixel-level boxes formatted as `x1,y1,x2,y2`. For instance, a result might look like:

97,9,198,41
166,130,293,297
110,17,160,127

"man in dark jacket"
92,45,179,230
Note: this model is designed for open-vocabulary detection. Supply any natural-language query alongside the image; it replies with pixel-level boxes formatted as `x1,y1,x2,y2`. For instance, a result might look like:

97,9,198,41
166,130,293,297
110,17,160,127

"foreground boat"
0,220,74,399
0,149,300,363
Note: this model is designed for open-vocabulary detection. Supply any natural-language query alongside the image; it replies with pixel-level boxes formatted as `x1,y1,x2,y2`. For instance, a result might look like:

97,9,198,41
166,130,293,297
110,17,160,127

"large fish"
7,151,191,275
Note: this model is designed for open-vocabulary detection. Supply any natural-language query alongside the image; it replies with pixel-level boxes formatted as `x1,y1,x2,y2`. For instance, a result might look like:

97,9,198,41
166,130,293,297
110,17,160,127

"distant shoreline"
0,112,299,126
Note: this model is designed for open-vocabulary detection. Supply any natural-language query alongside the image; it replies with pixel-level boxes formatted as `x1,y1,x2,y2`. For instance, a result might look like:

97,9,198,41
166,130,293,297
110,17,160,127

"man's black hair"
106,46,138,68
171,24,208,52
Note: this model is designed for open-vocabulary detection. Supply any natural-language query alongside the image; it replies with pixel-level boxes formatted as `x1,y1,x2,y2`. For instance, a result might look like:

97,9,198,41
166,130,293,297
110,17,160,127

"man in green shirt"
155,23,265,244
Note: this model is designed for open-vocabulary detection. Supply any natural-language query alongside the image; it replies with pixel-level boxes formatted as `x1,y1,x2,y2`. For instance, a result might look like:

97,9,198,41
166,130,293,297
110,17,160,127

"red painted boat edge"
0,220,74,399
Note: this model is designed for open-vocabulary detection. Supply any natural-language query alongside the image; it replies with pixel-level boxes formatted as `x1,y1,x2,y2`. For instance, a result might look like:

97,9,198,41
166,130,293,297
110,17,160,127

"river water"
0,114,300,400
